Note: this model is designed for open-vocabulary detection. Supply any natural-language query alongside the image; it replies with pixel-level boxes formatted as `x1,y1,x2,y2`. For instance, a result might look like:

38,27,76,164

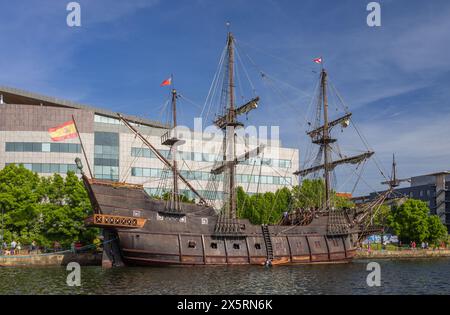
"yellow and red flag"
48,120,78,141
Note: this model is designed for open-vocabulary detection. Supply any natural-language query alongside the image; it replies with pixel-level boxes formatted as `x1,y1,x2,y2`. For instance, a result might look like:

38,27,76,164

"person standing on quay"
30,240,37,254
10,240,17,255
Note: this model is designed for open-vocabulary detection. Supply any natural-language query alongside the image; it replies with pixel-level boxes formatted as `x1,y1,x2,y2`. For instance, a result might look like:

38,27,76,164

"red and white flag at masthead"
160,76,172,86
313,57,322,64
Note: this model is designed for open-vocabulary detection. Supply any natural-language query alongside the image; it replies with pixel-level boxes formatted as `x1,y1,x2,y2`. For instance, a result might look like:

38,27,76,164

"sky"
1,0,449,195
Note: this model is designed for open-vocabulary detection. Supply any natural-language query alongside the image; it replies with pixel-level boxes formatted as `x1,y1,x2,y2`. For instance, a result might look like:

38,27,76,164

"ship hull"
116,230,356,266
83,177,358,267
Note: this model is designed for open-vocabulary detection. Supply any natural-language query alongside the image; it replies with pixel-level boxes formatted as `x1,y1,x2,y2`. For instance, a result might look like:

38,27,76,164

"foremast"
167,89,181,212
117,112,208,206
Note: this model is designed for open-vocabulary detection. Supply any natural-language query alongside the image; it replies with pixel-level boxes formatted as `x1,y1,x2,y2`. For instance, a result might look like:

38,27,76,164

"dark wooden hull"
114,228,356,266
83,177,359,267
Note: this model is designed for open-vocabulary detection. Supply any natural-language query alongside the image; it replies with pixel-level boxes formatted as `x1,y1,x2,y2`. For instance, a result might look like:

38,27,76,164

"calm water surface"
1,258,449,294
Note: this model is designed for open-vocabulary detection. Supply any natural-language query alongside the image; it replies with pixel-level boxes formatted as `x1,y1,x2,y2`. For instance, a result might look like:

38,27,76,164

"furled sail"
294,151,374,177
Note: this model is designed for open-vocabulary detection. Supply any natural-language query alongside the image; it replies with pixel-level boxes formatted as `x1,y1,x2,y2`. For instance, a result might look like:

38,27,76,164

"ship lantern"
341,119,350,128
75,157,83,171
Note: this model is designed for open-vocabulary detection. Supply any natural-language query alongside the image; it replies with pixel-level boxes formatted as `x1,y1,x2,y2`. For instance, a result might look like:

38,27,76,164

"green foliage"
291,179,324,209
237,179,356,225
152,191,195,204
237,186,292,225
387,199,448,244
427,215,448,246
291,179,355,209
0,164,98,248
372,204,391,226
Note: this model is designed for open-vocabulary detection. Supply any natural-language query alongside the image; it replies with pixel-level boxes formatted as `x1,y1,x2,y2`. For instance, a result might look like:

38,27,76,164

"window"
60,143,69,153
32,143,41,152
68,164,77,172
50,164,59,173
210,243,218,249
94,132,119,181
5,142,80,153
42,164,50,173
233,243,240,250
23,143,33,151
188,241,196,249
151,169,159,177
60,164,68,174
5,143,14,152
255,243,261,250
68,144,78,153
32,164,42,173
193,152,202,161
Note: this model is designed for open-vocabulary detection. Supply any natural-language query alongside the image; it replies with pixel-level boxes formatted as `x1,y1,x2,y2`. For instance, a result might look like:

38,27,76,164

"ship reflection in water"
0,259,449,294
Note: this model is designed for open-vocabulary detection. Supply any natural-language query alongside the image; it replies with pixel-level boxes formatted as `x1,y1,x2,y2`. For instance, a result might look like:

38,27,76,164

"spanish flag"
48,120,78,141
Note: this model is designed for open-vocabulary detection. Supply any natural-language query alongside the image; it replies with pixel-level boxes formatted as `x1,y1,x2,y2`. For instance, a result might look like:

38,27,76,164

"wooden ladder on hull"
261,225,274,260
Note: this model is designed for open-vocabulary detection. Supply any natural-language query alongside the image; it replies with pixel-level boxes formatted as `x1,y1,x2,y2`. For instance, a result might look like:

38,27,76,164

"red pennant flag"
160,77,172,86
313,57,322,64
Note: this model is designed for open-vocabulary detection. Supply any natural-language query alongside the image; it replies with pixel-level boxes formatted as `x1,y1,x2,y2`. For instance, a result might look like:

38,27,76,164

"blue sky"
1,0,450,195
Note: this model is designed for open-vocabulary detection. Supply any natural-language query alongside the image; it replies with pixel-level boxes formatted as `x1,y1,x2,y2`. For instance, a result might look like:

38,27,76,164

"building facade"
0,86,299,206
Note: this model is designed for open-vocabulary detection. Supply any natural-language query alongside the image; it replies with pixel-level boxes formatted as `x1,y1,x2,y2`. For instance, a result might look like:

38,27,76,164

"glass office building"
0,86,299,203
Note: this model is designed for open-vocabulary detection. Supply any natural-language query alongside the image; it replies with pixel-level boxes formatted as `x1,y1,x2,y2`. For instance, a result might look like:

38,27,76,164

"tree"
427,215,448,246
387,199,448,244
237,186,292,225
372,204,391,227
291,179,354,209
292,179,324,209
0,165,98,248
154,191,195,204
0,164,44,243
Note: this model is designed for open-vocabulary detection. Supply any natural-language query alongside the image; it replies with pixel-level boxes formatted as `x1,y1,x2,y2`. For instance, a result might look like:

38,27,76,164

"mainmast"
226,31,237,220
212,30,260,234
321,69,332,209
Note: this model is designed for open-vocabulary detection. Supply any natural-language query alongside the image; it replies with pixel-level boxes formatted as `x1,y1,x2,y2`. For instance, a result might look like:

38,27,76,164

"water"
0,258,449,294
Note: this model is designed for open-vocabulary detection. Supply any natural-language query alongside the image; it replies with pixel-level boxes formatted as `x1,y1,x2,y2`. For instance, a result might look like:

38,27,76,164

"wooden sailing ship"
80,31,389,267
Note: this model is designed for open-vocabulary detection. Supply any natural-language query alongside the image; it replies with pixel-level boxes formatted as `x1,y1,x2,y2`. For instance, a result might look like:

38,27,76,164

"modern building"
354,171,450,231
0,86,299,206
